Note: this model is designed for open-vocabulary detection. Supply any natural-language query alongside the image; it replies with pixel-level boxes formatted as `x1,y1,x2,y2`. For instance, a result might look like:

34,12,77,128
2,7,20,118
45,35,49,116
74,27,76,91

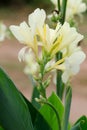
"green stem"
57,0,61,12
56,52,64,100
61,0,67,24
56,0,67,100
38,53,49,98
42,101,61,130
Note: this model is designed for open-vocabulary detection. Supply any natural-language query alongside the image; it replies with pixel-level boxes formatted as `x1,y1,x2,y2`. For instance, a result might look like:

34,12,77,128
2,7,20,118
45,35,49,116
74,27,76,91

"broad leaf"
71,116,87,130
40,92,64,130
62,86,72,130
22,93,52,130
0,67,34,130
0,126,4,130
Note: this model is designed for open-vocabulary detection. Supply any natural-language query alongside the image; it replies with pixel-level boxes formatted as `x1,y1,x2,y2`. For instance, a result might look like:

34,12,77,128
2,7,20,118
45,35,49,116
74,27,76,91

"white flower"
9,9,47,55
67,0,87,14
66,0,87,20
23,49,39,75
10,21,38,55
48,22,83,57
56,22,84,52
0,23,7,42
49,21,86,84
10,22,33,45
50,0,87,20
28,8,46,36
62,51,86,83
9,8,86,84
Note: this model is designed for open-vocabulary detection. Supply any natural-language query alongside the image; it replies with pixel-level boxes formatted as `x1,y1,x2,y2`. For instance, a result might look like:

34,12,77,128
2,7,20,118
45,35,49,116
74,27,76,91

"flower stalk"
56,52,64,99
37,53,50,98
57,0,61,12
56,0,68,100
61,0,68,24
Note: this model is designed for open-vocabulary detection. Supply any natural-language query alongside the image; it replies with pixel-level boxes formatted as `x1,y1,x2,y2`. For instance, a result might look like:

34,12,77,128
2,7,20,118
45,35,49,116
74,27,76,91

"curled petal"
62,71,70,84
62,50,86,83
68,51,86,65
10,22,33,45
18,47,28,62
28,8,46,35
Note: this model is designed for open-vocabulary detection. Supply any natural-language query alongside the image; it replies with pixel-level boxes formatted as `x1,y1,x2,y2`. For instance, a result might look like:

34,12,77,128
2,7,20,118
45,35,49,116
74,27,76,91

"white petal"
68,51,86,65
71,65,80,74
10,25,25,43
19,21,33,43
28,8,46,34
18,47,28,62
24,48,35,63
10,22,33,44
79,3,87,13
62,71,70,84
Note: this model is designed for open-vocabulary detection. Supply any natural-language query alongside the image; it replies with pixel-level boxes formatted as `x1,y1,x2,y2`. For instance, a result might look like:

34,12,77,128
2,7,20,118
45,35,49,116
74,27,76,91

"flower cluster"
50,0,87,21
10,8,86,84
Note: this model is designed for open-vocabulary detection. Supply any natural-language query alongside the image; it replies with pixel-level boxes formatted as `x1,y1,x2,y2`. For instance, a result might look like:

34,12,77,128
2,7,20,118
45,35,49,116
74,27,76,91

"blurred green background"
0,0,87,6
0,0,52,6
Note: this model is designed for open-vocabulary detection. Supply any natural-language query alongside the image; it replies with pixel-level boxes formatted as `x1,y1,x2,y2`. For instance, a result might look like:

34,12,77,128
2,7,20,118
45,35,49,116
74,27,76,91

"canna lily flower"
10,21,38,56
9,8,86,84
46,21,86,83
9,8,60,59
47,22,83,58
10,8,84,61
10,8,46,57
53,51,86,84
28,8,46,37
67,0,87,18
50,0,86,20
56,22,84,55
62,51,86,83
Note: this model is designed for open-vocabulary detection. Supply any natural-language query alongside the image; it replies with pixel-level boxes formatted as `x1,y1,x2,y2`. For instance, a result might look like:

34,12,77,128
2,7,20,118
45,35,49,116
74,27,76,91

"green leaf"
62,86,72,130
40,92,64,130
0,126,4,130
71,116,87,130
0,67,34,130
22,93,52,130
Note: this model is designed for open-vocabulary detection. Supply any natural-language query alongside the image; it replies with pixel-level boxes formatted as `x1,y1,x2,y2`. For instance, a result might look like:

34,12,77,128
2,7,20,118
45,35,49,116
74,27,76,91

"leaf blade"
0,67,34,130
